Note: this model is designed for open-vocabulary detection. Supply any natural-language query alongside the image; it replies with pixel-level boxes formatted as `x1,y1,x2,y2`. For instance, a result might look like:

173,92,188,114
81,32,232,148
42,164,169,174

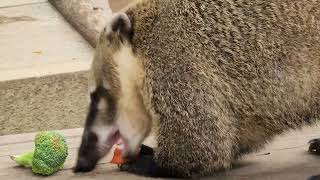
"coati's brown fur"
77,0,320,177
124,0,320,176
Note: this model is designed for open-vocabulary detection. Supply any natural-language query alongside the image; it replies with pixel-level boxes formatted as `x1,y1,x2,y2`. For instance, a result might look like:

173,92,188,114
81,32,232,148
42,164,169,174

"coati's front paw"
306,139,320,180
307,175,320,180
119,145,173,177
308,138,320,154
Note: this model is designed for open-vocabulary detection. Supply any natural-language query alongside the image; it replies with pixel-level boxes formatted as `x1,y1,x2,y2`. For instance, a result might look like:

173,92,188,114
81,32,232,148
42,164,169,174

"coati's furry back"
75,0,320,177
124,0,320,176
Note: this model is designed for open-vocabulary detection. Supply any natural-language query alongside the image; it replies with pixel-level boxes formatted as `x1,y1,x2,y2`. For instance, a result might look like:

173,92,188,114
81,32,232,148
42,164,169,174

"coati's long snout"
74,127,122,173
74,13,152,173
74,86,120,173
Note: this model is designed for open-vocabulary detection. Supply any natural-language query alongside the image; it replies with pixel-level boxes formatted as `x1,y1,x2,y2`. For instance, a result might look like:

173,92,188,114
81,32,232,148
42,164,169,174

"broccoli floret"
11,131,68,176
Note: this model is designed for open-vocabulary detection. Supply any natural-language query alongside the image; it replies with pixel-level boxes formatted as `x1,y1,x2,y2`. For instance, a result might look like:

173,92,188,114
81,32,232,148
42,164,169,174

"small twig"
256,152,271,156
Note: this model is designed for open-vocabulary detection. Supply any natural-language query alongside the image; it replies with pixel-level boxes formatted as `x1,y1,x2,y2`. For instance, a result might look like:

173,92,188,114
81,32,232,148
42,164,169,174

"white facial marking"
97,99,107,111
92,124,118,154
114,45,141,93
112,45,152,154
117,114,144,154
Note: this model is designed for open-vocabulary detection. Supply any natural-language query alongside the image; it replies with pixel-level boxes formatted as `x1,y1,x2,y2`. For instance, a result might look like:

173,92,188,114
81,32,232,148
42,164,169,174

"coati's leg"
308,132,320,179
119,145,173,177
308,103,320,154
120,111,237,177
308,138,320,155
308,175,320,180
120,132,236,177
305,102,320,180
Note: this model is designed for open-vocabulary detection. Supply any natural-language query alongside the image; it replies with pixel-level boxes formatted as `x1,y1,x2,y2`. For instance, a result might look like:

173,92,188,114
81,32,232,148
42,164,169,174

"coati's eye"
87,86,117,125
90,90,100,106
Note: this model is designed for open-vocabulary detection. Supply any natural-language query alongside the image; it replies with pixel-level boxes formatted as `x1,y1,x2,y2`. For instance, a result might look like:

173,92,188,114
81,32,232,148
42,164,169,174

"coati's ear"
110,12,133,41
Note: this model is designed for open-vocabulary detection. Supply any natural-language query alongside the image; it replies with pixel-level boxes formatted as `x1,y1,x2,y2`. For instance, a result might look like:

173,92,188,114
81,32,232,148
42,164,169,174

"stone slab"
0,2,93,81
0,0,47,8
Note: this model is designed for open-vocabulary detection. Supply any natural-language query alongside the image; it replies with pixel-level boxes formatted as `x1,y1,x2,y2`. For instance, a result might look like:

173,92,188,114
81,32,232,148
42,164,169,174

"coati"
74,0,320,178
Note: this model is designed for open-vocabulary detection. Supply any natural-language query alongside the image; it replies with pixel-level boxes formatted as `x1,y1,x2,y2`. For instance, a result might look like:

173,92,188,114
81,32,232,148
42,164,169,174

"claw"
308,175,320,180
308,138,320,154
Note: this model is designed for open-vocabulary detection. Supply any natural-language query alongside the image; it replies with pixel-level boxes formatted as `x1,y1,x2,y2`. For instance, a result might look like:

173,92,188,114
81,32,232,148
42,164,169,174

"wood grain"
1,127,320,179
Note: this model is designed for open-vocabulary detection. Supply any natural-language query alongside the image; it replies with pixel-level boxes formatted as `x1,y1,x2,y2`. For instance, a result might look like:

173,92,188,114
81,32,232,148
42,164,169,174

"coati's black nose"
73,157,97,173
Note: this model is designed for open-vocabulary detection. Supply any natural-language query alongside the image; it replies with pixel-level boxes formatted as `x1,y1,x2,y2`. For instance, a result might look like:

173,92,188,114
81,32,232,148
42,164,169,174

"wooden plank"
0,129,157,176
0,136,80,156
1,165,164,180
0,146,108,176
0,129,156,155
1,127,320,179
0,138,156,170
0,128,83,146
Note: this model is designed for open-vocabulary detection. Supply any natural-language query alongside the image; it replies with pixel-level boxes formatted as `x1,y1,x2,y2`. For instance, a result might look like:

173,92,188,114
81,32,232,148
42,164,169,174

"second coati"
74,0,320,178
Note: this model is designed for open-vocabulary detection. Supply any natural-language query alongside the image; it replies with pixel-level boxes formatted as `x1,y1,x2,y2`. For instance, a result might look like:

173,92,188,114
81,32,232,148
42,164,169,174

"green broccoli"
10,131,68,176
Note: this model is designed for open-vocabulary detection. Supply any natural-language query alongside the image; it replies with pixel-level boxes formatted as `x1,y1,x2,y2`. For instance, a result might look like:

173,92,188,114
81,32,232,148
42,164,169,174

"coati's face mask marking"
74,86,119,173
74,13,152,173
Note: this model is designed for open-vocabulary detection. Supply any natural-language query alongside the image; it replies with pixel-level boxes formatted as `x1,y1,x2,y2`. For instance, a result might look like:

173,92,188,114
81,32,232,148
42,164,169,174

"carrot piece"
111,147,126,164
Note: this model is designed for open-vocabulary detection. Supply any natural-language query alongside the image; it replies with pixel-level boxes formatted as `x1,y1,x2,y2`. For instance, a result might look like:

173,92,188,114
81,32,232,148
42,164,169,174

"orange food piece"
111,148,126,164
